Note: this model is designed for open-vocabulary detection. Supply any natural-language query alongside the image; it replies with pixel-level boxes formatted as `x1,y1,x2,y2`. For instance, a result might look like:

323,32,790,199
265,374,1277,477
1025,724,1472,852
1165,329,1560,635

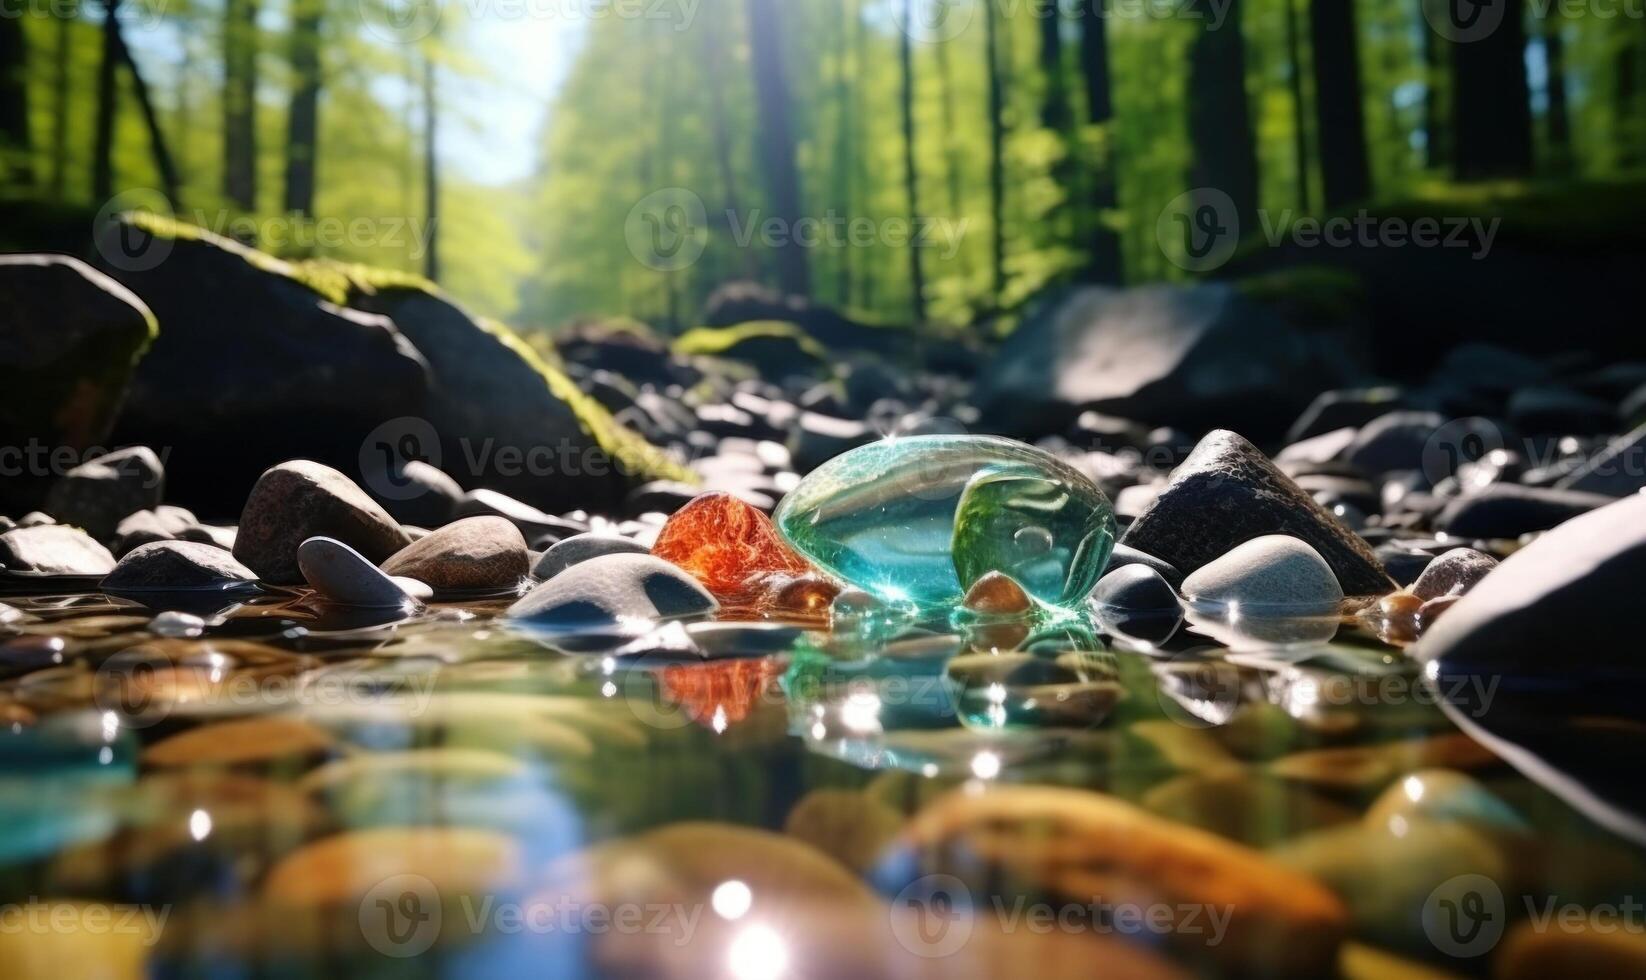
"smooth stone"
1121,430,1393,596
18,511,53,527
149,611,207,638
1556,421,1646,497
1375,543,1436,586
264,827,521,907
1183,535,1344,614
112,506,197,556
650,491,817,606
890,786,1348,976
1414,494,1646,692
507,553,717,628
1418,593,1461,627
1106,542,1183,585
1409,547,1498,600
623,480,700,516
102,541,259,592
1363,769,1527,833
379,516,528,592
1267,734,1500,793
297,537,419,609
0,525,116,575
1275,427,1358,466
1508,384,1617,435
1434,484,1614,539
391,576,434,601
1287,387,1407,443
788,410,875,473
371,459,464,528
44,446,165,541
783,789,904,874
1342,411,1446,475
453,489,586,541
774,435,1116,608
142,717,336,768
531,533,650,581
962,571,1033,616
1089,563,1179,614
233,460,411,584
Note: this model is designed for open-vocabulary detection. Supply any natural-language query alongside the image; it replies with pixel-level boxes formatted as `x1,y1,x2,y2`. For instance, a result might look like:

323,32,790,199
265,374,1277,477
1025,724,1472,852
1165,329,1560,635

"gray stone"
1089,564,1180,614
1286,387,1406,443
234,460,411,584
790,412,874,473
297,537,418,608
44,446,165,541
1508,385,1616,436
1183,535,1345,614
453,490,586,542
1121,430,1392,596
380,516,528,593
532,533,651,582
0,525,116,575
1343,412,1446,475
1276,427,1357,467
102,541,258,592
1410,548,1498,601
1555,423,1646,497
1105,543,1182,587
1434,484,1613,539
507,553,717,628
371,460,464,528
17,512,53,527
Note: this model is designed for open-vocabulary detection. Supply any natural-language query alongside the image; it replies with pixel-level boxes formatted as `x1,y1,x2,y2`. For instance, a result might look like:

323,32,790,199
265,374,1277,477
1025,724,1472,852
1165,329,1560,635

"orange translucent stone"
652,492,838,620
659,659,784,730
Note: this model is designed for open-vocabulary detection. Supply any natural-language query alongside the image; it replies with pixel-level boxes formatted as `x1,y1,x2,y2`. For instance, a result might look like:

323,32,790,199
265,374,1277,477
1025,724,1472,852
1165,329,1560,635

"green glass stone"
773,435,1117,609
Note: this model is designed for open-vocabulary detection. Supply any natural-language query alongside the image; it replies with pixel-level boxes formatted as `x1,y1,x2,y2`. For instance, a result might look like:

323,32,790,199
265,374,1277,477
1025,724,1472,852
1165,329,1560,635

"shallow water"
0,584,1641,978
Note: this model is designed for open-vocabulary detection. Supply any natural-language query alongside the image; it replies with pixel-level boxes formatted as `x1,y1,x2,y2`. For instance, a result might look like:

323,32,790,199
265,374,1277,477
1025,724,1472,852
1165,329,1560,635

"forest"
0,0,1640,329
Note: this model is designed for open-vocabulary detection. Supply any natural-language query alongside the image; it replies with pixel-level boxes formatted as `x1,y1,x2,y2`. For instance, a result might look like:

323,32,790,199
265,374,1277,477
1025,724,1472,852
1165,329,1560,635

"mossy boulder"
328,265,694,512
91,214,432,517
674,321,832,381
0,254,157,512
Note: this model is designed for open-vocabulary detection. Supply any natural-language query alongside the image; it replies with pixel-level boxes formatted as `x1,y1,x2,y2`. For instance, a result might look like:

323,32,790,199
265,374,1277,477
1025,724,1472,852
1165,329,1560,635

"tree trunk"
1541,13,1570,172
899,0,927,324
744,0,810,297
93,0,119,200
113,19,182,203
1186,0,1259,233
284,0,322,217
1036,0,1069,132
51,10,70,197
985,0,1006,305
222,0,259,210
831,0,857,303
1420,0,1446,170
0,8,32,185
1283,0,1310,210
1450,0,1531,180
1619,33,1641,169
422,50,439,282
1075,0,1122,283
1310,0,1371,208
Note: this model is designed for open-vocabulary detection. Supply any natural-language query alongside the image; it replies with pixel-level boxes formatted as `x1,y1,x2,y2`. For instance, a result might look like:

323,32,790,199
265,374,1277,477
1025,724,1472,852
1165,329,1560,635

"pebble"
1183,535,1345,614
102,541,259,592
1342,411,1445,475
1434,484,1613,539
372,459,464,528
0,525,116,575
1555,421,1646,497
1105,542,1183,586
263,827,521,906
142,716,336,767
148,611,207,638
297,536,420,609
1089,563,1180,614
507,553,717,628
379,516,528,592
453,489,587,541
1363,769,1527,833
1409,547,1498,600
531,532,650,581
962,571,1034,616
233,460,411,584
44,446,165,541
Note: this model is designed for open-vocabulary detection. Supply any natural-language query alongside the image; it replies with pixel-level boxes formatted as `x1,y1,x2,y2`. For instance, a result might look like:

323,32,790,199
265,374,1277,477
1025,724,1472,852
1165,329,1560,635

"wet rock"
1508,384,1617,435
142,716,336,768
44,446,165,541
1410,548,1497,600
1556,422,1646,497
0,254,157,515
233,460,411,583
380,516,527,593
1123,430,1391,595
102,541,259,593
531,533,650,581
112,506,199,556
962,571,1034,616
297,537,419,609
1106,542,1182,586
1090,564,1179,614
453,489,586,541
1418,593,1461,627
790,411,874,472
17,511,53,527
891,786,1348,976
1434,484,1613,539
1414,494,1646,692
370,459,464,528
973,284,1359,439
1342,411,1445,475
507,553,717,628
149,611,207,638
1287,387,1406,443
0,525,115,575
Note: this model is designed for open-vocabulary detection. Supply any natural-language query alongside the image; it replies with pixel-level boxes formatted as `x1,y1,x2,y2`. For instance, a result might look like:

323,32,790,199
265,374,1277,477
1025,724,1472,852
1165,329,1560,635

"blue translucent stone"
773,436,1117,609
